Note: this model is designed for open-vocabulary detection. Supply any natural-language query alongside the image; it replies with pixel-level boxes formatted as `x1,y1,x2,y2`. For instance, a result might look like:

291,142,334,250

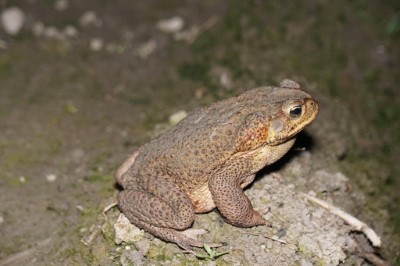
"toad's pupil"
290,106,302,118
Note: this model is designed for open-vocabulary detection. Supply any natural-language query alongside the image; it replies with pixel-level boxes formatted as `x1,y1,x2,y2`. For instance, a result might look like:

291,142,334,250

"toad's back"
130,87,285,183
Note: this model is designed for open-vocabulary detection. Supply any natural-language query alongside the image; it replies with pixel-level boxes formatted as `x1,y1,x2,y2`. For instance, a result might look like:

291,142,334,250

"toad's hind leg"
118,176,221,249
118,176,194,230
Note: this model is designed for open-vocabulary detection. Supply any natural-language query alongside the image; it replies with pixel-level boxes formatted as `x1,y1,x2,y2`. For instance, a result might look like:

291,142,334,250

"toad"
116,79,319,249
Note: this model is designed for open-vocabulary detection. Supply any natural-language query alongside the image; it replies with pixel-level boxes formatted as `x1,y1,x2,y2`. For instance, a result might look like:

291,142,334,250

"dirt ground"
0,1,399,265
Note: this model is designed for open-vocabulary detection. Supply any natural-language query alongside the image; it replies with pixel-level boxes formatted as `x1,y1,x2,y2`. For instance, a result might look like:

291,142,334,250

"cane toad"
116,79,319,249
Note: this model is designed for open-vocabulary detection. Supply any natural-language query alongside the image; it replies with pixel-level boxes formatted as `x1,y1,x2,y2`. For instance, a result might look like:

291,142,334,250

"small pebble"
43,26,61,39
0,216,4,224
169,110,187,125
54,0,69,11
90,38,103,51
220,71,232,89
156,16,184,33
136,40,157,59
308,190,317,197
114,214,144,244
80,11,102,27
46,174,57,182
376,44,385,54
63,25,78,37
287,183,295,189
19,176,26,183
1,7,25,35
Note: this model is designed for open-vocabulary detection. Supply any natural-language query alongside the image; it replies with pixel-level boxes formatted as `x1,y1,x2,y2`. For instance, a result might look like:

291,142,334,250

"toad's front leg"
208,158,266,227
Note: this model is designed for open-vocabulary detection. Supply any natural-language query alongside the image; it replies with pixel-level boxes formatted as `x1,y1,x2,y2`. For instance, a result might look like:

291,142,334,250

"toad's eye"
289,105,302,118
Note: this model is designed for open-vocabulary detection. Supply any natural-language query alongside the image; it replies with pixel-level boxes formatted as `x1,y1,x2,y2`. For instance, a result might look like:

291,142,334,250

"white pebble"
90,38,103,51
156,16,184,33
0,216,4,224
43,26,61,39
136,40,157,59
63,25,78,37
46,174,57,182
19,176,26,183
80,11,102,27
169,110,187,125
114,214,144,244
54,0,69,11
1,7,25,35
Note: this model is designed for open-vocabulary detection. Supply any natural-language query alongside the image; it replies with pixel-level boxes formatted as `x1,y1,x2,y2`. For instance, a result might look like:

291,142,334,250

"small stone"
80,11,102,27
156,16,184,33
120,250,144,266
54,0,69,11
0,216,4,224
308,190,316,197
376,44,385,54
135,240,150,256
136,40,157,59
169,110,187,125
46,174,57,182
220,71,232,89
114,214,144,244
301,259,313,266
19,176,26,183
43,26,61,39
90,38,103,51
1,7,25,35
287,183,295,189
63,25,78,37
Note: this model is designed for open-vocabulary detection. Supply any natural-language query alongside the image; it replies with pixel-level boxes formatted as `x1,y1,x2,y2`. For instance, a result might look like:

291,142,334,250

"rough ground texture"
0,1,399,265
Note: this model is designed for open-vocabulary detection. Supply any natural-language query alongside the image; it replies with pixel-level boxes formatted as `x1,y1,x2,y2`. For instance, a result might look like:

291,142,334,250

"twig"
301,193,381,247
81,225,102,246
103,201,118,220
247,233,287,244
352,234,389,266
174,15,219,44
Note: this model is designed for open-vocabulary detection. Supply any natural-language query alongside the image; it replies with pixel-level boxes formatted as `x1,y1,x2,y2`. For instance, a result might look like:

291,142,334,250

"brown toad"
116,79,319,249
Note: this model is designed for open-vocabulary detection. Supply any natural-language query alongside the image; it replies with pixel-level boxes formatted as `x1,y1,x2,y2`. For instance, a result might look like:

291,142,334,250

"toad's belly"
187,184,216,213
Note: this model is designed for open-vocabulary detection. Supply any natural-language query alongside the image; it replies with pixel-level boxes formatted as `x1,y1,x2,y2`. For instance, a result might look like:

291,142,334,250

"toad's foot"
123,214,225,251
177,228,226,251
